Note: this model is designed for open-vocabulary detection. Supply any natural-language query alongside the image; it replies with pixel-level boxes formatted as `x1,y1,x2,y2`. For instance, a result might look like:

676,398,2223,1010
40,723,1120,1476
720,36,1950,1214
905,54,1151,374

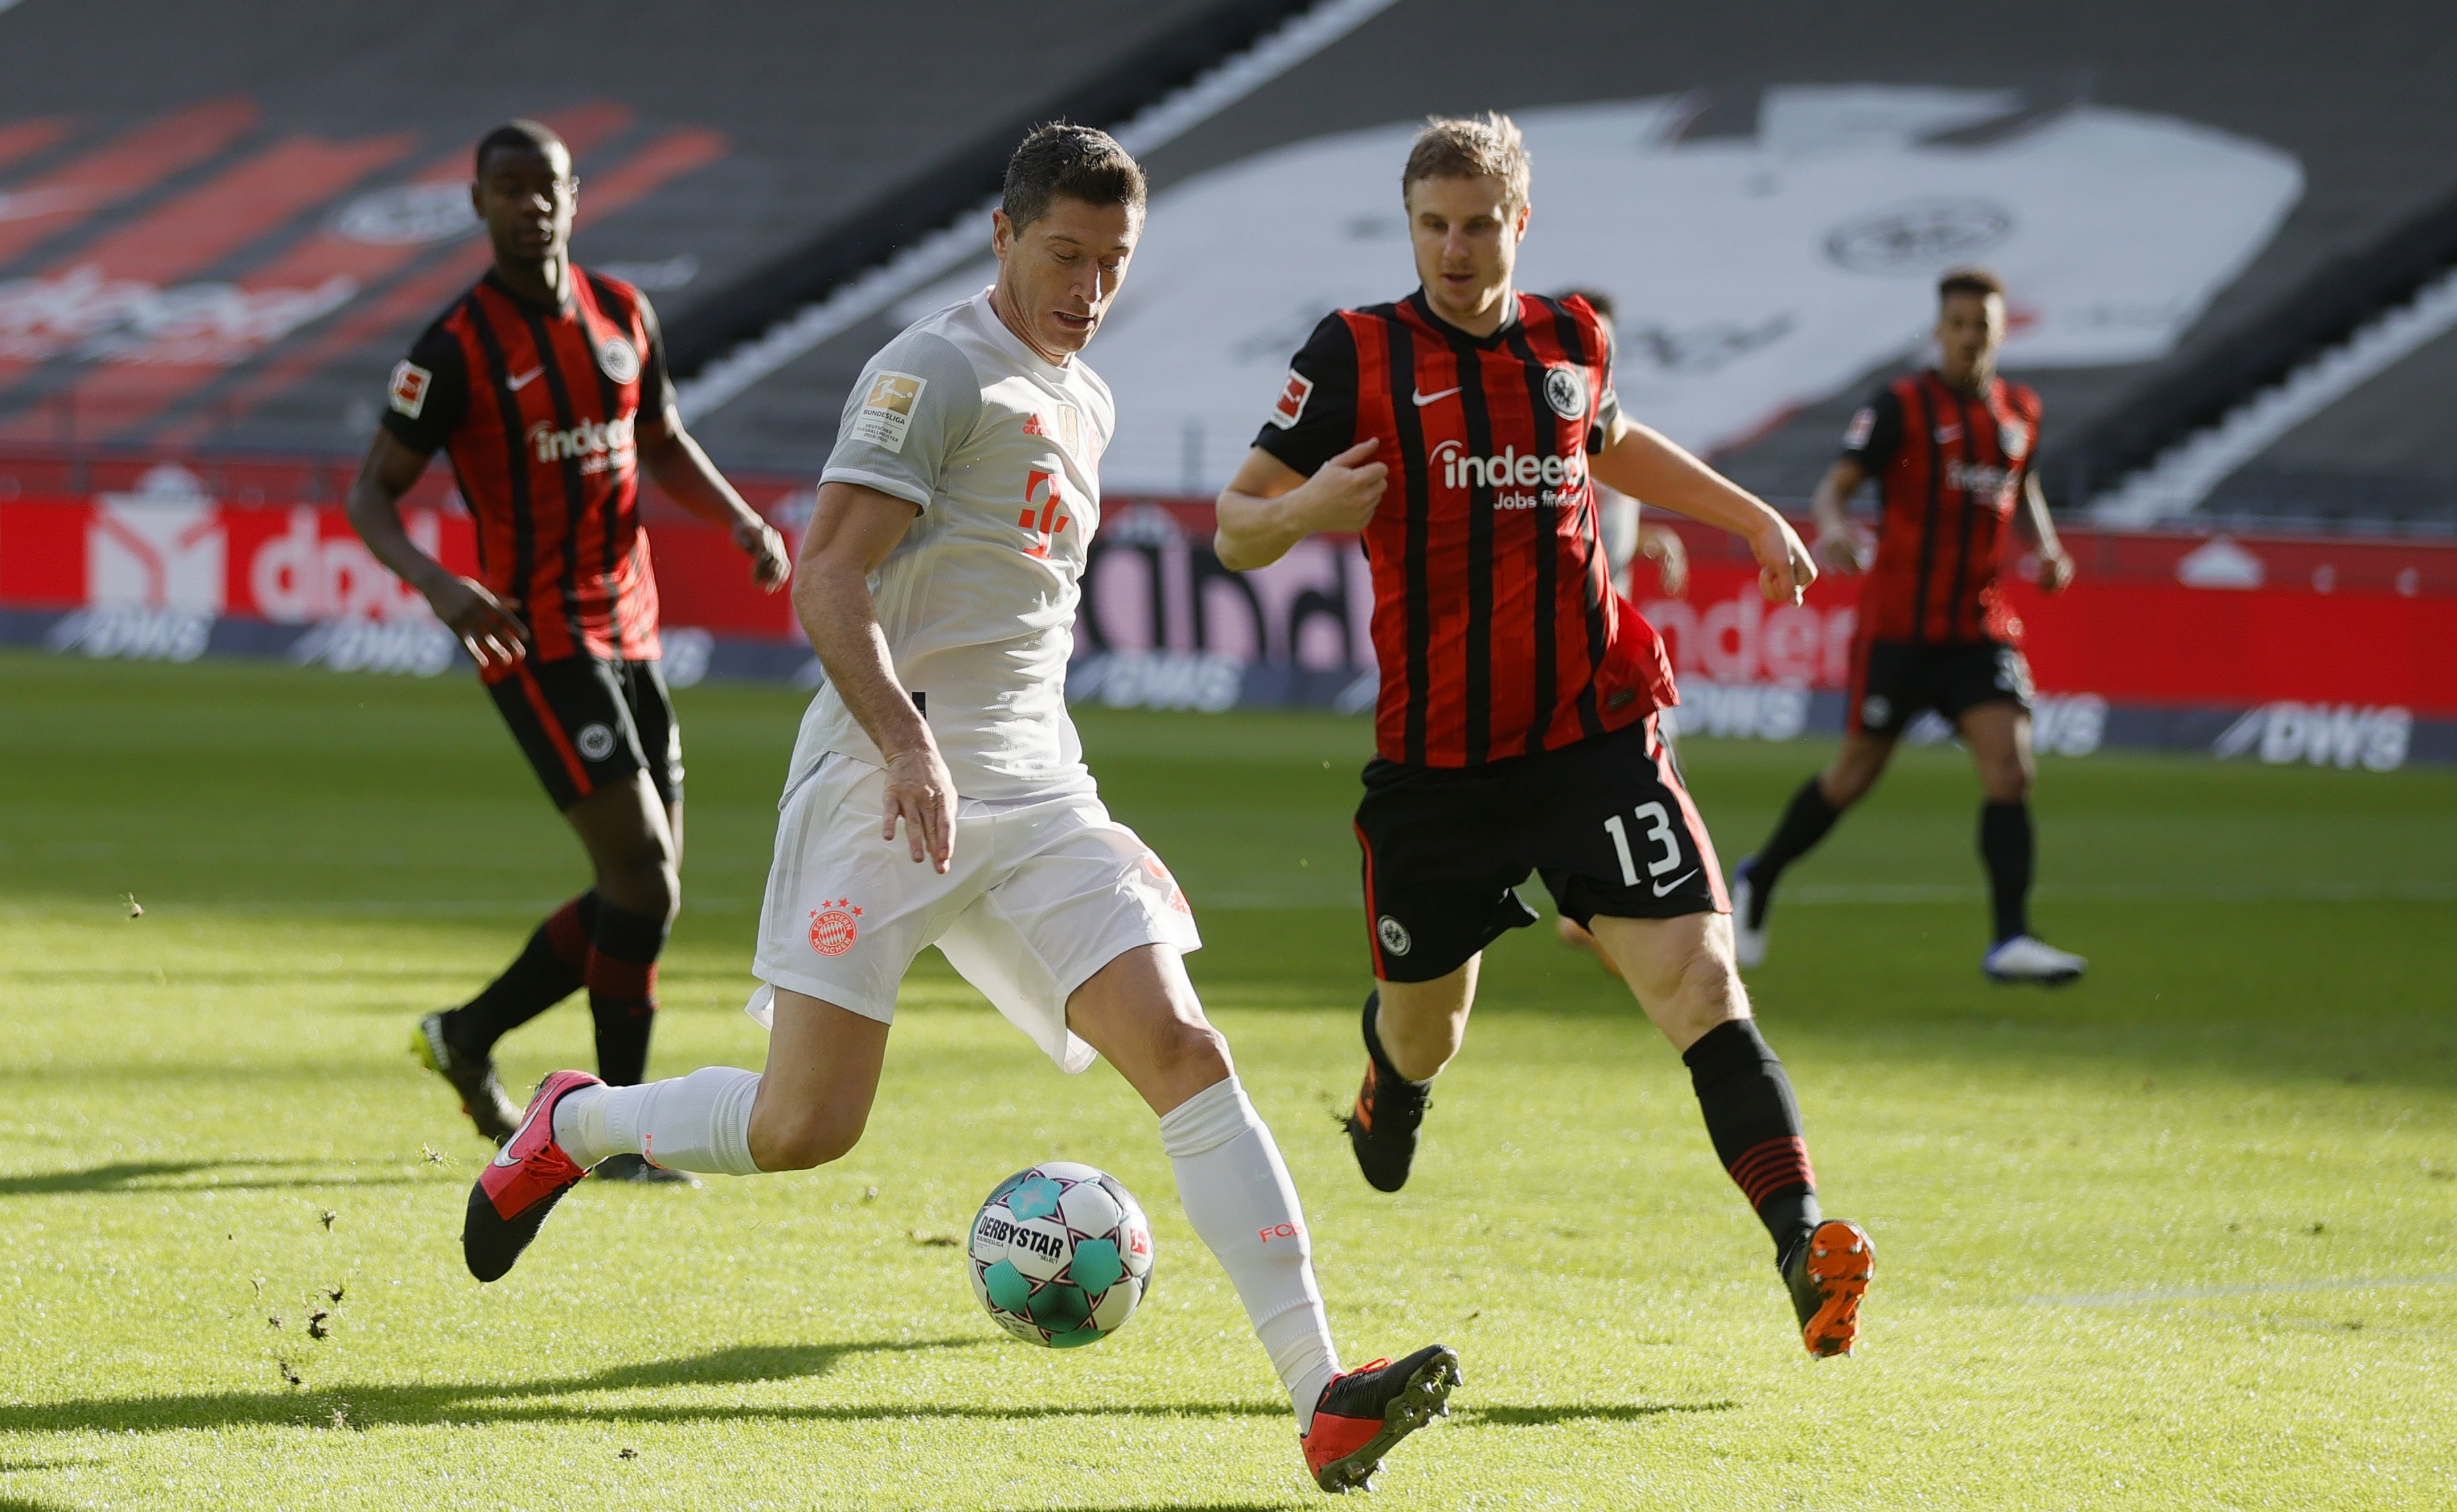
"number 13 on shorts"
1603,802,1683,886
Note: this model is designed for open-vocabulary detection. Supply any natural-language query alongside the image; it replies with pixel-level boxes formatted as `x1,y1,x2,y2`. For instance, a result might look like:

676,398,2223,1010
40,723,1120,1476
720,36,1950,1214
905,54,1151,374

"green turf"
3,649,2454,1510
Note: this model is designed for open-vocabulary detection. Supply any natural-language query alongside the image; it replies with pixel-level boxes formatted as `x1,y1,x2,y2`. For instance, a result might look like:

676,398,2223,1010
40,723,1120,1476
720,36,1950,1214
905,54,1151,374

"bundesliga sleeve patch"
1842,406,1875,451
388,360,432,419
848,370,927,453
1265,369,1313,429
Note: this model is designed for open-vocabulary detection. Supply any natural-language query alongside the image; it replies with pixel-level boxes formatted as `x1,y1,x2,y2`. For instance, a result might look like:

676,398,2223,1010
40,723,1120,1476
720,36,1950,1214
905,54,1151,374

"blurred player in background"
346,120,791,1172
1731,269,2085,985
455,126,1459,1494
1216,114,1872,1360
1554,289,1687,601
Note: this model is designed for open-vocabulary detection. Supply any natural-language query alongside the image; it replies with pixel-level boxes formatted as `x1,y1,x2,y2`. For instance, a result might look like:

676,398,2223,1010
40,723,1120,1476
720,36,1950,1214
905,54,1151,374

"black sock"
1981,801,2034,944
442,892,597,1058
1746,777,1842,927
586,900,670,1087
1683,1019,1821,1266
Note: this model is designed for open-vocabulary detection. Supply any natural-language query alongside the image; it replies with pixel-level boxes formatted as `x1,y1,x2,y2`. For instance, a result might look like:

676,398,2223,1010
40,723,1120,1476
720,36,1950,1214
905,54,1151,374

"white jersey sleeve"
821,330,984,511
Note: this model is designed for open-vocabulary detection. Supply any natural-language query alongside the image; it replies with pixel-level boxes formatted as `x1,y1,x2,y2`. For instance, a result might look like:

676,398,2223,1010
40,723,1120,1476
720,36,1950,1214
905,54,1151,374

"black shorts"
1352,716,1728,983
1847,638,2032,739
486,656,683,812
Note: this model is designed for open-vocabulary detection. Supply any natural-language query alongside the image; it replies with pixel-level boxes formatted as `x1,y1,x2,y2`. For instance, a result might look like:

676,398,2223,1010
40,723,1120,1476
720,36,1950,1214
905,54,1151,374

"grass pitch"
2,649,2454,1511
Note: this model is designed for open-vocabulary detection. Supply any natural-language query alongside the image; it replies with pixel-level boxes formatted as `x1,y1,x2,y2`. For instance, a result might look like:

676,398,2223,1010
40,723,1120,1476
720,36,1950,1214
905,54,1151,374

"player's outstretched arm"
792,480,956,872
344,429,530,668
2015,471,2075,594
1213,440,1387,571
1592,418,1814,606
1807,457,1873,576
638,403,791,591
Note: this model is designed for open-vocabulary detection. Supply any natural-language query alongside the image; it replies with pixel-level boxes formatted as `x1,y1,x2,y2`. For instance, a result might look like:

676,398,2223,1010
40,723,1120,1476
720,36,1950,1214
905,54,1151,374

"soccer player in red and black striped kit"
1216,114,1873,1358
1732,269,2087,986
346,121,791,1175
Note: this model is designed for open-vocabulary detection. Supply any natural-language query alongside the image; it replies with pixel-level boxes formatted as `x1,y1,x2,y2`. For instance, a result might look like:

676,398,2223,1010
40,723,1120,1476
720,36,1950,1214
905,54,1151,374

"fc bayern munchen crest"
1543,365,1587,420
808,899,860,957
597,334,641,384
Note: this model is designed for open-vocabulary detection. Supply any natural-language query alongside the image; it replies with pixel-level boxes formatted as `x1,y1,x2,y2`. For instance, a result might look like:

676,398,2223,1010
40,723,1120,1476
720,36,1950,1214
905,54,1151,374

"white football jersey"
793,288,1111,800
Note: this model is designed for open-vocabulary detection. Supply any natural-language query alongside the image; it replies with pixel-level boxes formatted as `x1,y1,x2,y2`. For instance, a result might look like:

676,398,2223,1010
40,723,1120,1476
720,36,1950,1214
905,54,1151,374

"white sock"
553,1067,764,1176
1157,1076,1341,1432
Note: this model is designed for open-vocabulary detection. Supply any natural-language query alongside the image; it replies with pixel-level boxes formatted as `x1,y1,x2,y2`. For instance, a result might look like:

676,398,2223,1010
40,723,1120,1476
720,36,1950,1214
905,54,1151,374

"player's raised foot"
1730,856,1768,969
591,1153,699,1187
1343,992,1430,1193
462,1069,601,1282
1784,1218,1873,1358
1300,1344,1461,1494
1983,934,2086,986
412,1011,522,1145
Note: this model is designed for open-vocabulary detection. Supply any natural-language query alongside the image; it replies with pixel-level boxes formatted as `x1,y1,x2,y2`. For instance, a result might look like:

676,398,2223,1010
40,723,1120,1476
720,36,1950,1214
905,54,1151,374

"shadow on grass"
0,1160,428,1197
1460,1400,1738,1427
2,1338,1287,1436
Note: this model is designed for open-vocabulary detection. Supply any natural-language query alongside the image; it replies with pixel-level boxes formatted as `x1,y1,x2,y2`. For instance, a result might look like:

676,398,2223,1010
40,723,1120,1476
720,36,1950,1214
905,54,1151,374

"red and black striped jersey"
1841,370,2042,644
1254,290,1676,768
382,268,676,672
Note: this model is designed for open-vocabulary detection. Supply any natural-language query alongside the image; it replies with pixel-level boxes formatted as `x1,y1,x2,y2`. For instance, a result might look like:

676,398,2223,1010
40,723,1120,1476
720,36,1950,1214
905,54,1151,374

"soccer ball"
967,1161,1155,1348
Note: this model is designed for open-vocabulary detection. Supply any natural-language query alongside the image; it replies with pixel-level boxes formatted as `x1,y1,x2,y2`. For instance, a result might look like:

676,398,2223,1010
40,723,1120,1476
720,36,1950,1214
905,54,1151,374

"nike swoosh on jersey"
507,367,545,391
1651,869,1699,898
1412,386,1461,407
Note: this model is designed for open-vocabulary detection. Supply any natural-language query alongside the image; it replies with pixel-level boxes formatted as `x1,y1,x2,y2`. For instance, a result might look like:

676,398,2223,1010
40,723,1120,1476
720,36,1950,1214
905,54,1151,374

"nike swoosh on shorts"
1652,869,1698,897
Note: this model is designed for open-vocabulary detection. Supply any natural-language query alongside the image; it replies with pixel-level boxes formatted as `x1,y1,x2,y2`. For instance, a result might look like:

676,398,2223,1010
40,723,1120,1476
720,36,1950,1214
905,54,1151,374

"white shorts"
748,754,1201,1073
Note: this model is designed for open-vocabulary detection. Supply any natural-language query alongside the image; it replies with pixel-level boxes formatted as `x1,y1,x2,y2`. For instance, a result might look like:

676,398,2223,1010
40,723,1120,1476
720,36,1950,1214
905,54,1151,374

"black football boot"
1343,992,1431,1193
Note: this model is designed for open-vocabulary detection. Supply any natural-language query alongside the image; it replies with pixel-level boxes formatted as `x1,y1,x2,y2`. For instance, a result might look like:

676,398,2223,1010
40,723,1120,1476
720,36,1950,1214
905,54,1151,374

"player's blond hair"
1401,112,1532,212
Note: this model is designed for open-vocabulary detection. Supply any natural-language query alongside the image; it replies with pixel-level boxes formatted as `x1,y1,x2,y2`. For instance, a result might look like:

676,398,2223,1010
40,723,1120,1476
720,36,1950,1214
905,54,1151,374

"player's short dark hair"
1555,287,1615,324
1001,123,1146,232
474,119,568,179
1939,267,2005,305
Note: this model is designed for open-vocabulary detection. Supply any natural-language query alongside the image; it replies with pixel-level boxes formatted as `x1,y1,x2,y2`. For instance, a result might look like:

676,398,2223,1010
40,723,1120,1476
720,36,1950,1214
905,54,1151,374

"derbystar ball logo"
527,413,636,470
1433,440,1588,505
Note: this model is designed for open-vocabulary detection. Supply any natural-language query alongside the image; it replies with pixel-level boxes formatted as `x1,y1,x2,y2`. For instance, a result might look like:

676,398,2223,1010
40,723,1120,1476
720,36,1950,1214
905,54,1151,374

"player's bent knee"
1636,923,1749,1048
607,860,678,921
1153,1017,1233,1081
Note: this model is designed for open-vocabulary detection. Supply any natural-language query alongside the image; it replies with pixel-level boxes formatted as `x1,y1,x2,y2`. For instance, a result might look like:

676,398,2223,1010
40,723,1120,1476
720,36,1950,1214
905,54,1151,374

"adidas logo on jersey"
527,413,637,471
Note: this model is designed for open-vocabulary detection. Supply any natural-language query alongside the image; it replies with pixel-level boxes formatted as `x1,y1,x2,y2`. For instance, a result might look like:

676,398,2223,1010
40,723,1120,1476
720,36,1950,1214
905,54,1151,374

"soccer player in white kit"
457,125,1458,1494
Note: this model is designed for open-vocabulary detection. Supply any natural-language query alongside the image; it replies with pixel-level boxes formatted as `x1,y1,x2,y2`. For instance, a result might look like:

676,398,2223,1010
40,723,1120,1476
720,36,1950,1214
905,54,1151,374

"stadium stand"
677,0,2457,530
0,0,1300,457
2199,322,2457,530
5,0,2455,532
